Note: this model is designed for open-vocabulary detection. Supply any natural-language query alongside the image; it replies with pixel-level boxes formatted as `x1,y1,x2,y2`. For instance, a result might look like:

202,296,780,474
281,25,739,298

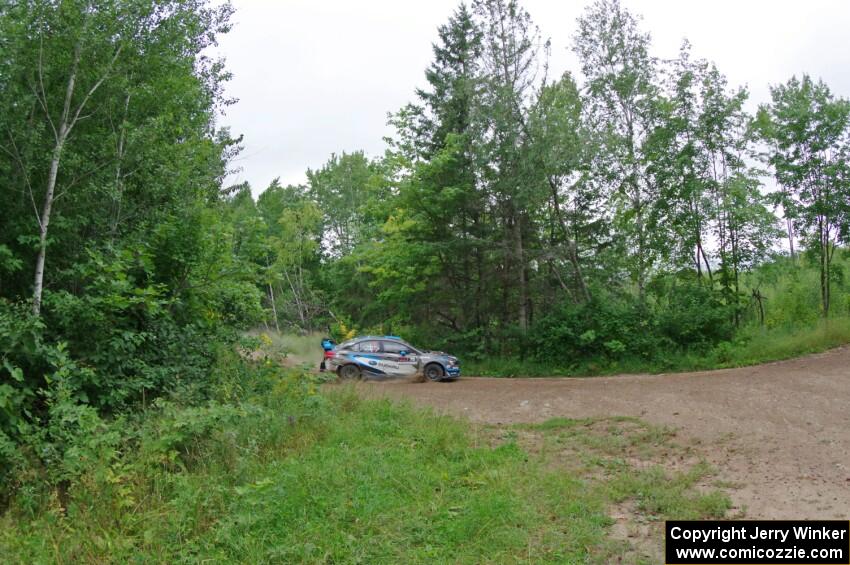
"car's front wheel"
338,364,362,380
423,363,444,381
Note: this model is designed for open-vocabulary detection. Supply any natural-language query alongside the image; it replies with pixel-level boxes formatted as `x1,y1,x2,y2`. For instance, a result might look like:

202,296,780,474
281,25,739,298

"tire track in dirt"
355,346,850,519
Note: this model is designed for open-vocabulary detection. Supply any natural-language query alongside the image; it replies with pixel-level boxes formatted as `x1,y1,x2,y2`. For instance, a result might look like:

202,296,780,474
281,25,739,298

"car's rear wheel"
338,364,362,380
424,363,444,381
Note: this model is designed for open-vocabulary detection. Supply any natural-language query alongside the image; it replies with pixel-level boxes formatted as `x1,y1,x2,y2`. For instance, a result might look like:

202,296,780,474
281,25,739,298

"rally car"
324,336,460,381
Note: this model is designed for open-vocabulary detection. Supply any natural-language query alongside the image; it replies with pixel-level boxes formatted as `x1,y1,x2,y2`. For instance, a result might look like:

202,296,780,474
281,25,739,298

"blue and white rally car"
326,336,460,381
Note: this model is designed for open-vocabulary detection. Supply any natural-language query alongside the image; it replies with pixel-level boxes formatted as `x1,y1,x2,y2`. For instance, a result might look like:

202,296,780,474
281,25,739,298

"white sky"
216,0,850,195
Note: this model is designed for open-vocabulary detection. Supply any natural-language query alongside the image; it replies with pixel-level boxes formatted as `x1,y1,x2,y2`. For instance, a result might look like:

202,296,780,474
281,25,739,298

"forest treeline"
230,0,850,357
0,0,849,503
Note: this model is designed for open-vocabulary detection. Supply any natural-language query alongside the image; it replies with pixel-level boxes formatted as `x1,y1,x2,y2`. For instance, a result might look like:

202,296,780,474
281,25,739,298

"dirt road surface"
357,347,850,519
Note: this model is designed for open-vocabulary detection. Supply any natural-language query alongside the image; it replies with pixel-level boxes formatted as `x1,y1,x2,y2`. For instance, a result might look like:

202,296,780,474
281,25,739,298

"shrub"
654,281,734,349
527,295,664,362
0,243,266,505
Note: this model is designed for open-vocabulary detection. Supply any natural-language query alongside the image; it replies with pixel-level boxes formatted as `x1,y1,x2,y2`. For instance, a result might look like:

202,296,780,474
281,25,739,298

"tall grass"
707,317,850,367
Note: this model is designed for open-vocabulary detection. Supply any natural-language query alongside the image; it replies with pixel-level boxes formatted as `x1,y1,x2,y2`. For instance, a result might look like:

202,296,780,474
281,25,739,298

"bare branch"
36,38,58,141
54,158,116,201
1,130,42,230
57,40,83,141
67,45,124,137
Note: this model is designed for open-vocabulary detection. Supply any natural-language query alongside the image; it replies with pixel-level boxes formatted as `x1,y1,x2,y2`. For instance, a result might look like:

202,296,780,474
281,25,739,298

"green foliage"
653,279,735,349
0,303,125,506
307,151,384,258
528,297,658,363
281,0,849,372
0,0,271,506
467,252,850,376
524,280,731,367
0,301,48,501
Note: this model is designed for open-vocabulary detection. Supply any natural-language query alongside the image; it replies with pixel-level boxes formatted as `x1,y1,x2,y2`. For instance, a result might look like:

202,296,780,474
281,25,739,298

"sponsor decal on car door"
380,340,419,377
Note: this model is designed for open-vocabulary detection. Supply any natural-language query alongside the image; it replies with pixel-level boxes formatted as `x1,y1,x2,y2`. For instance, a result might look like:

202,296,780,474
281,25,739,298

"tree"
306,151,377,258
0,0,233,315
697,66,777,317
574,0,660,298
473,0,548,333
645,42,712,277
415,3,482,159
273,197,322,330
8,1,126,315
527,73,594,303
757,76,850,316
374,3,490,336
646,44,777,324
226,183,280,329
0,0,256,495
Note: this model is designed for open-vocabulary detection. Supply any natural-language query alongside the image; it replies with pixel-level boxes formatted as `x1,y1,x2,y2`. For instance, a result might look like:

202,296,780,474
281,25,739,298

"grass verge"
508,416,731,562
0,384,728,564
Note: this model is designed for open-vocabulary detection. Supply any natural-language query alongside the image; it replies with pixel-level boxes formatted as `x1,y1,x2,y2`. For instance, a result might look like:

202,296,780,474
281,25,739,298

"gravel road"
356,347,850,519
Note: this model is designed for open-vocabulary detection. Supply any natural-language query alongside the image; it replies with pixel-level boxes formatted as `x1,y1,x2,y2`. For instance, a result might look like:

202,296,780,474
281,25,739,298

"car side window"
382,340,407,354
383,341,420,355
357,340,382,353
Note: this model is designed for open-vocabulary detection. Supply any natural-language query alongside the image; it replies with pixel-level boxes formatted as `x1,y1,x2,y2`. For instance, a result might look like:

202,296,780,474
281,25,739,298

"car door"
379,340,419,377
351,340,384,374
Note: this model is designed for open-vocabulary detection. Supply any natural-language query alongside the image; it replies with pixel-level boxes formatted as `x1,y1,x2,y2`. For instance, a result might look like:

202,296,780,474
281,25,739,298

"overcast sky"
215,0,850,195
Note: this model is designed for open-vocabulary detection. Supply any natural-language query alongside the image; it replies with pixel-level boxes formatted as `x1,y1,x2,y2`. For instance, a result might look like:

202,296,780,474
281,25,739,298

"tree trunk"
786,218,796,261
634,190,645,299
695,245,702,279
31,37,119,315
283,267,306,329
32,41,81,316
110,90,132,238
32,140,65,316
513,214,528,333
625,115,645,300
731,226,740,327
820,218,830,318
696,241,712,282
268,282,280,333
546,175,590,302
752,289,766,327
